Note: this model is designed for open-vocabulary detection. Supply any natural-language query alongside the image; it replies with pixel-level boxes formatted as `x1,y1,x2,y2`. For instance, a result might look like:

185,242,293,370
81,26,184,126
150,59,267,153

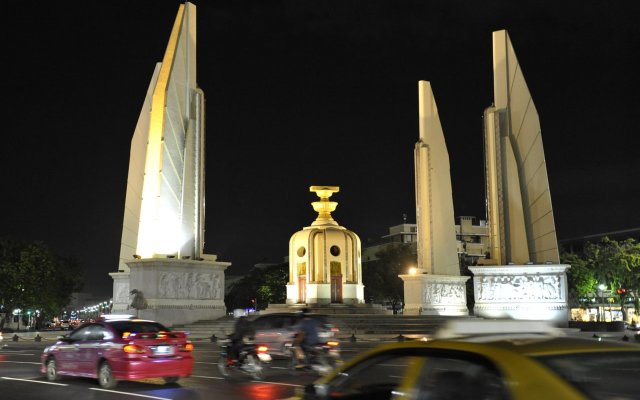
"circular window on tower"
297,247,306,257
330,245,340,257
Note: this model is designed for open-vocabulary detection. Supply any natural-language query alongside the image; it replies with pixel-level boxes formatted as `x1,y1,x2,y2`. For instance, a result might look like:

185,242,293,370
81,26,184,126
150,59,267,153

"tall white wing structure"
414,81,460,275
118,3,204,272
484,30,559,265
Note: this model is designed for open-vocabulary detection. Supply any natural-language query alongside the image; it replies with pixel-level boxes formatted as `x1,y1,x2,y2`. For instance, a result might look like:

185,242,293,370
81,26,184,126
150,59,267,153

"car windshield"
108,321,169,335
534,351,640,398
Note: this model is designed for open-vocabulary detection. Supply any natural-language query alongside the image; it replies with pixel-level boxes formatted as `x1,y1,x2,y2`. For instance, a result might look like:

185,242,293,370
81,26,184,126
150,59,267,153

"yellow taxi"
296,320,640,400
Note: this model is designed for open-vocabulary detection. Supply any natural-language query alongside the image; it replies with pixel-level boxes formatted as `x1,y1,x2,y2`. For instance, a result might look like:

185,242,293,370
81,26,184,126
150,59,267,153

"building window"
330,245,340,257
297,247,306,257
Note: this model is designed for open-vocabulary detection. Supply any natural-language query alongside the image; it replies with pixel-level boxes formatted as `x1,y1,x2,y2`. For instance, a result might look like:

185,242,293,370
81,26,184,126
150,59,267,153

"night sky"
2,0,639,297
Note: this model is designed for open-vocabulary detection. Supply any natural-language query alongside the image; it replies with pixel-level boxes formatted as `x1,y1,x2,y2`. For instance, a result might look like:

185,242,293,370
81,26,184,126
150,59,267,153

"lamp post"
598,284,606,322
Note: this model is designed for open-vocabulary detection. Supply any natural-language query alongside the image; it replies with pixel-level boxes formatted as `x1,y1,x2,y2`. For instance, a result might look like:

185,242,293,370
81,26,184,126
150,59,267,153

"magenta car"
41,315,194,388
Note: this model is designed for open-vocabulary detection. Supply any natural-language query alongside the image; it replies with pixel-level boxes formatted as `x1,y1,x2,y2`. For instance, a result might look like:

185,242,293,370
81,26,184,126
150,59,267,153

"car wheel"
163,376,180,384
98,361,117,389
46,358,60,381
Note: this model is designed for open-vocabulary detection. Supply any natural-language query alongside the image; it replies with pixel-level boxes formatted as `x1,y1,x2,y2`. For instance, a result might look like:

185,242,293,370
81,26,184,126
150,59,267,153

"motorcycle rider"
293,308,320,367
230,314,254,363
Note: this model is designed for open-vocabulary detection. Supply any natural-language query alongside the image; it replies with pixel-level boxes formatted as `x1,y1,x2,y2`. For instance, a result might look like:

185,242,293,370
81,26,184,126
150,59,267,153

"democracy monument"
286,186,365,306
400,30,569,324
469,30,569,325
110,2,229,326
109,2,569,326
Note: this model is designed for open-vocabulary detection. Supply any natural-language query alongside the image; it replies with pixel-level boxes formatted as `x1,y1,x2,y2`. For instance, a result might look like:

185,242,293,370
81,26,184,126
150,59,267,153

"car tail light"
331,327,340,333
179,342,194,352
257,345,268,353
123,344,146,354
327,341,339,347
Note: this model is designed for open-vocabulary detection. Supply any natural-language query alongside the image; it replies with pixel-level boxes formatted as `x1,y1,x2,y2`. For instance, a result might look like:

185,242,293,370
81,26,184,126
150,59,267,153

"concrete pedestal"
110,258,230,326
399,274,470,316
285,282,365,306
469,264,570,326
109,271,131,313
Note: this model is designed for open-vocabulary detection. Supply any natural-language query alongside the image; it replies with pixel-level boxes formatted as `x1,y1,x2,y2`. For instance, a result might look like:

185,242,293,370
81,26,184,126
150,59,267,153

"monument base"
469,264,570,327
111,257,230,327
399,274,470,316
263,302,391,315
285,282,365,306
109,271,131,313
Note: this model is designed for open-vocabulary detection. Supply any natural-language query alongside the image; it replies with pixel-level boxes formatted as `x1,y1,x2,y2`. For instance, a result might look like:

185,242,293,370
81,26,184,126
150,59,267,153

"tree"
562,237,640,322
561,251,597,308
363,243,416,313
584,237,640,321
0,238,83,329
225,262,288,311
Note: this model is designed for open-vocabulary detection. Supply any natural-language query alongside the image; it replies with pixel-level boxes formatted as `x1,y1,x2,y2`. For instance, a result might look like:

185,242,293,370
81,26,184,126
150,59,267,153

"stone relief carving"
478,275,561,301
424,283,465,305
115,281,130,303
159,271,222,300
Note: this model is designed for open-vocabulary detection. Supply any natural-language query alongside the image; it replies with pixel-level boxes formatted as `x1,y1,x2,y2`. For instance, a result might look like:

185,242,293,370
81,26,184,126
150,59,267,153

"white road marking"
191,375,225,380
0,350,35,353
0,377,68,386
89,388,173,399
0,353,36,356
194,361,217,364
0,361,41,365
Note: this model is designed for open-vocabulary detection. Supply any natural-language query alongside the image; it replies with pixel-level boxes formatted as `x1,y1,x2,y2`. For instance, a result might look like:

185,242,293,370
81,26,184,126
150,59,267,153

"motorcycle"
217,338,271,380
286,339,341,376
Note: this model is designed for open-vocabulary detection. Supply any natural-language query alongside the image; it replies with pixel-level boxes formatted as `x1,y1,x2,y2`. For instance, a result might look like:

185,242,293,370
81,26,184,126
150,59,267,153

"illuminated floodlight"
598,284,606,291
409,267,418,275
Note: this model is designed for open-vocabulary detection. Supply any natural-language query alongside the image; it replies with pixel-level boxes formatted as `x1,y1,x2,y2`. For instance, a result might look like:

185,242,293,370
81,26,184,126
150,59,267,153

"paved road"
0,339,379,400
2,329,637,400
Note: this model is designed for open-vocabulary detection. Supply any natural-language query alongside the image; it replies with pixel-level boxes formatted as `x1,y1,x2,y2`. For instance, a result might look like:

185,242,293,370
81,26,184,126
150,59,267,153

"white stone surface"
414,81,460,276
109,272,131,313
400,273,469,316
469,264,570,326
125,258,230,327
485,30,559,265
118,2,205,271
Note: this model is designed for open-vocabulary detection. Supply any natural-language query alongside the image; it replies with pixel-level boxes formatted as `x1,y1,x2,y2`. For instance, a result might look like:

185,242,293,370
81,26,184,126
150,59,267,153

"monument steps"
172,314,479,338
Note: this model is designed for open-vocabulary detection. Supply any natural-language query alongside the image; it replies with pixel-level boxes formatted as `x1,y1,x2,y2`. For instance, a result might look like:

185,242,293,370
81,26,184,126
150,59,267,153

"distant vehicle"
297,320,640,400
41,315,194,388
59,320,70,330
251,312,339,356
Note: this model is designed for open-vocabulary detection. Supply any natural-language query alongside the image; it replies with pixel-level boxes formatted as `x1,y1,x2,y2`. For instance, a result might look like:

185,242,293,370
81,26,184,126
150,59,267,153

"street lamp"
598,284,606,322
